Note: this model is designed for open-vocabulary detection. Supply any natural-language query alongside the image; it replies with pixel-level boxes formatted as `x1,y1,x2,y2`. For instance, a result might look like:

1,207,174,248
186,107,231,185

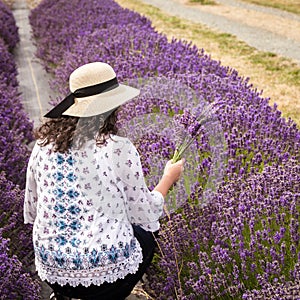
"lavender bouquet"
172,102,221,163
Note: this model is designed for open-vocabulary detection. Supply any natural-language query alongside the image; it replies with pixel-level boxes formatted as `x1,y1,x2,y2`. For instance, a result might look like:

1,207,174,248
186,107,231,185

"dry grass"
2,0,15,8
241,0,300,15
115,0,300,128
25,0,41,9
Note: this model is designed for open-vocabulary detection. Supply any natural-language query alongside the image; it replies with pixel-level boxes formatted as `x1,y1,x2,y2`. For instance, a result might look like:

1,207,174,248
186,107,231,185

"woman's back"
24,62,184,299
25,136,163,287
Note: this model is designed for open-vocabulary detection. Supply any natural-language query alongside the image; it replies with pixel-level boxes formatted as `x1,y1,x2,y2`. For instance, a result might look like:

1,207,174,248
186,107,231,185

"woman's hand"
154,159,185,197
163,159,185,184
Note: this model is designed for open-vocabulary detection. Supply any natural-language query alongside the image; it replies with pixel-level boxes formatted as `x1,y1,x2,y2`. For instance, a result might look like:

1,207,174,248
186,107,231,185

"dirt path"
12,0,53,128
183,0,300,42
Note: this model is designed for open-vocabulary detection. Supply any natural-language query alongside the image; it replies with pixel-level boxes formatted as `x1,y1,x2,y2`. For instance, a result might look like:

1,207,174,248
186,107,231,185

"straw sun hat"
44,62,140,118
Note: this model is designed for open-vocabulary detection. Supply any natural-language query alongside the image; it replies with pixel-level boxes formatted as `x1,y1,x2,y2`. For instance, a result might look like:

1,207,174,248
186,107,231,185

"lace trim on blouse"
35,241,143,287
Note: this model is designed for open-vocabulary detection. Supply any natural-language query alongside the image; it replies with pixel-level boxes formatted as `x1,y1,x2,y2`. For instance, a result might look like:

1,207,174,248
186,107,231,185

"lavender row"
29,0,300,298
0,0,19,50
0,173,40,300
0,2,40,298
0,12,33,186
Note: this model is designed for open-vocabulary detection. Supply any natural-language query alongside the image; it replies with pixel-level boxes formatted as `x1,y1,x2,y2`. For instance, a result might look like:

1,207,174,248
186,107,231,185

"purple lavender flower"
0,232,40,300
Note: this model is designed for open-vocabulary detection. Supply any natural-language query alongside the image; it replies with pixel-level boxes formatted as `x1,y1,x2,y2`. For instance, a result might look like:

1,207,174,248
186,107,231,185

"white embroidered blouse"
24,135,164,287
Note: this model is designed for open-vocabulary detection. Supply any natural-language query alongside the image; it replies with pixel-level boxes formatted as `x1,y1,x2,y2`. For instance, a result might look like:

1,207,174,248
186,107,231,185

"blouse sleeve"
24,143,39,224
112,138,164,232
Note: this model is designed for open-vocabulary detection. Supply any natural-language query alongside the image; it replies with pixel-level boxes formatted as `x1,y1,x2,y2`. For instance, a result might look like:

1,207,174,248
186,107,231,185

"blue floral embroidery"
53,171,64,181
70,237,81,248
130,239,136,248
39,245,48,262
53,188,65,198
68,204,81,215
123,243,130,259
56,154,65,165
56,154,75,166
54,204,66,214
55,235,67,246
108,245,118,263
67,156,75,166
55,220,67,230
69,220,81,231
36,238,137,269
73,252,83,270
90,249,101,267
54,250,66,267
67,172,76,182
67,189,79,199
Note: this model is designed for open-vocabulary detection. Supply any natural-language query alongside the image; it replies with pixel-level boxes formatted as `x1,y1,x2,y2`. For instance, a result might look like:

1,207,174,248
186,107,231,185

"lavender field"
1,0,300,299
0,1,40,299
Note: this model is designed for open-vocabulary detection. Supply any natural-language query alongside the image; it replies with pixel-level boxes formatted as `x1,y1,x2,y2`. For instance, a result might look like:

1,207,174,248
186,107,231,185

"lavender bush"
29,0,300,298
0,172,34,269
0,0,19,51
0,38,33,187
0,232,40,300
0,5,38,299
148,160,300,298
0,37,18,87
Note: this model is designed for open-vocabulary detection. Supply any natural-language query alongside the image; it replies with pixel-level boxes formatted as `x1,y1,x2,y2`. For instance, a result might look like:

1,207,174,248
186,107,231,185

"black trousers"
46,226,157,300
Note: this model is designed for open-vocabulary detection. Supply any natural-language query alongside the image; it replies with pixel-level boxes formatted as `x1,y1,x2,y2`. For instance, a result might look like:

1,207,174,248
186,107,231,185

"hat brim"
60,84,139,117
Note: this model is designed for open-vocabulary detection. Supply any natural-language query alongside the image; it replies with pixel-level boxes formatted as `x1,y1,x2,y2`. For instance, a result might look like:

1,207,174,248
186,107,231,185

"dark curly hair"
35,109,119,153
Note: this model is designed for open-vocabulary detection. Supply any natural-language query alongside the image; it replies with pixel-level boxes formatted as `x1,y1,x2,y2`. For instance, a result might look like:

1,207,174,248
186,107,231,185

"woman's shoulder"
108,135,138,156
31,140,50,152
110,135,134,147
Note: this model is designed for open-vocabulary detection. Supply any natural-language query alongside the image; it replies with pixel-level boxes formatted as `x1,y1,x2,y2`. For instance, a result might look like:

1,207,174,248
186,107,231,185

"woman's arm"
24,143,39,224
112,138,184,231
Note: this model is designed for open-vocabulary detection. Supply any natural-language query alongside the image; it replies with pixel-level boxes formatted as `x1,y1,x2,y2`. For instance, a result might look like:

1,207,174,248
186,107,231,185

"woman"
24,62,184,300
